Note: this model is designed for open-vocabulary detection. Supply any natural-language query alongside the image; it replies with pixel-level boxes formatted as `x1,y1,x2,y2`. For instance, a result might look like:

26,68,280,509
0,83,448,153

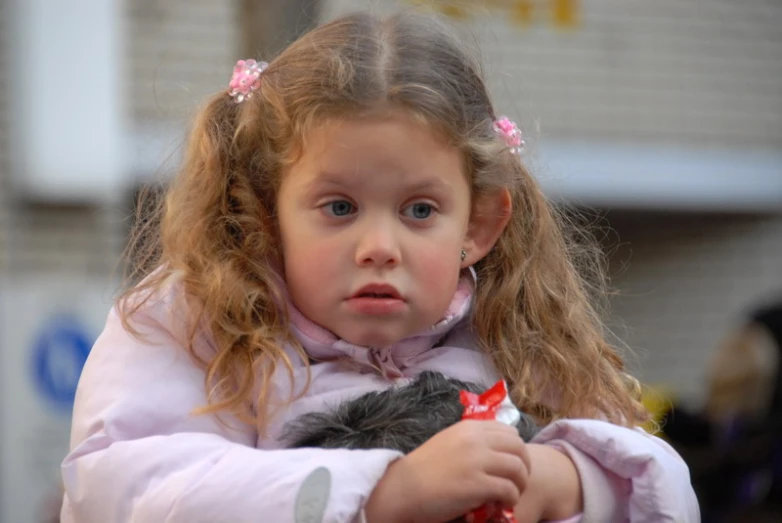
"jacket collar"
287,270,475,379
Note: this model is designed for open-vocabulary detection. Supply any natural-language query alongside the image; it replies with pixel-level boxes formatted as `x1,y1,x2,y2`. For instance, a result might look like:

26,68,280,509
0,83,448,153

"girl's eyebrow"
405,178,453,195
308,173,352,187
301,175,350,198
300,170,455,204
299,174,352,201
309,172,454,193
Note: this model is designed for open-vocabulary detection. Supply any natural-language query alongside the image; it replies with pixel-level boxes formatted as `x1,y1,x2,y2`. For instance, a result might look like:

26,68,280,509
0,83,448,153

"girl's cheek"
417,246,461,283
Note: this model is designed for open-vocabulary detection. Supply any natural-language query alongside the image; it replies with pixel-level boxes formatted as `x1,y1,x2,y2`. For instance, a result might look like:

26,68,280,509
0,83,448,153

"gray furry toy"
283,371,539,453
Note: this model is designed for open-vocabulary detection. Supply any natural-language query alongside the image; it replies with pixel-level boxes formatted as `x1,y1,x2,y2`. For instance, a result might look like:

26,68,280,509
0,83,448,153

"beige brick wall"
128,0,237,122
0,0,9,274
324,0,782,148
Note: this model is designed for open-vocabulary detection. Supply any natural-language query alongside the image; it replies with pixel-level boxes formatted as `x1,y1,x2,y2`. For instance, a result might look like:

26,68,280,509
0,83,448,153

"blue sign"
30,315,93,410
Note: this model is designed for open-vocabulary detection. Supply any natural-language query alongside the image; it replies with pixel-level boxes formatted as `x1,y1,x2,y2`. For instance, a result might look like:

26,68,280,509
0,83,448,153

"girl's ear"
462,188,512,267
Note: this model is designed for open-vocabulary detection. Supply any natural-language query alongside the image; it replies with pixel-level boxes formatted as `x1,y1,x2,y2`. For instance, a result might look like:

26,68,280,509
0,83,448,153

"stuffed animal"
283,371,540,452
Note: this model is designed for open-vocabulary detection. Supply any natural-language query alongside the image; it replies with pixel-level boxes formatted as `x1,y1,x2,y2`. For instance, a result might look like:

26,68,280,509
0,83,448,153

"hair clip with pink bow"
229,59,268,103
493,116,525,156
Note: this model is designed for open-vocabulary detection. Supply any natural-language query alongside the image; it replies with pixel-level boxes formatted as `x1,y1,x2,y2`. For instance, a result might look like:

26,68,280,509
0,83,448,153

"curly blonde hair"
121,11,649,433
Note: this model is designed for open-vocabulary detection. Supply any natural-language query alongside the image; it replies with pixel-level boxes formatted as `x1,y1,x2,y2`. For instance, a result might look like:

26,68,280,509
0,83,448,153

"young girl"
61,11,699,523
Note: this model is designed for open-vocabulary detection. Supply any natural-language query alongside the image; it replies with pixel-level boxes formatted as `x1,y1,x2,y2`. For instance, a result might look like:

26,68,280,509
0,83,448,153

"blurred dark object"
283,371,539,452
662,299,782,523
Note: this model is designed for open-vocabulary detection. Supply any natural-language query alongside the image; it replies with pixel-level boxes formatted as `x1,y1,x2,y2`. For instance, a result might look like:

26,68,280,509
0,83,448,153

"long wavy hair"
121,11,649,433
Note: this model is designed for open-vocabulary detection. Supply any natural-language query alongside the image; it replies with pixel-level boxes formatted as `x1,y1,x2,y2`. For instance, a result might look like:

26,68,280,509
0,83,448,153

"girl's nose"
355,222,401,268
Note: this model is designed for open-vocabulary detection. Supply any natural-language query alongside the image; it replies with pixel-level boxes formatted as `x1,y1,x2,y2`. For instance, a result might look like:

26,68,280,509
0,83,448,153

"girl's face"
277,111,472,348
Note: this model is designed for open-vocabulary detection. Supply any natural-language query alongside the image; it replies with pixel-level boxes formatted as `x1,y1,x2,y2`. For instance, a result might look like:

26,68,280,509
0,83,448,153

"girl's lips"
345,296,406,315
351,283,402,300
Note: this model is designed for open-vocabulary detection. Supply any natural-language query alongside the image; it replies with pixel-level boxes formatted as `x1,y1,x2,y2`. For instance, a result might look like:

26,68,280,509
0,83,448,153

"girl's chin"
337,328,409,349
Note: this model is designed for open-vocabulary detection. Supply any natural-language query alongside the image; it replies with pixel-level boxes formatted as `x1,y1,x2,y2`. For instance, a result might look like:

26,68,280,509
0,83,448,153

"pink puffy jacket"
61,278,699,522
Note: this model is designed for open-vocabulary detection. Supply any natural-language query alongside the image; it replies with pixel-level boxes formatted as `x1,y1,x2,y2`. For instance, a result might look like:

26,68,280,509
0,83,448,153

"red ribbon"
460,380,518,523
460,380,509,421
465,504,517,523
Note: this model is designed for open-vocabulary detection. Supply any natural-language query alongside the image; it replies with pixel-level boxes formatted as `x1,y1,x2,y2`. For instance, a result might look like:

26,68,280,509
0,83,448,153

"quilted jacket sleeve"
533,419,700,522
60,304,401,523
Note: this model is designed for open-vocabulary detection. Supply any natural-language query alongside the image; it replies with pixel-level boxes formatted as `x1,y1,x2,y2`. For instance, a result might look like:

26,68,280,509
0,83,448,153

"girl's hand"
513,443,583,523
364,420,532,523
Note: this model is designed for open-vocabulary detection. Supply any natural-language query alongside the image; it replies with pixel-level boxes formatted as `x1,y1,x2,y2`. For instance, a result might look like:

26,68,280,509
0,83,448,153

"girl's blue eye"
326,200,354,217
403,203,434,220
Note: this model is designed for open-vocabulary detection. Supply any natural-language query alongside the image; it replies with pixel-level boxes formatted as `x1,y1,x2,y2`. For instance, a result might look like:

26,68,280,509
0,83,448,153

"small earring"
460,249,467,261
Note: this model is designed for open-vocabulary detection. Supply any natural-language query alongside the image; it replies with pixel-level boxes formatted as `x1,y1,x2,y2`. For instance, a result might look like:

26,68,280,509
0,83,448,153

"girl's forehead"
308,117,458,167
308,110,451,152
284,112,468,190
300,107,455,148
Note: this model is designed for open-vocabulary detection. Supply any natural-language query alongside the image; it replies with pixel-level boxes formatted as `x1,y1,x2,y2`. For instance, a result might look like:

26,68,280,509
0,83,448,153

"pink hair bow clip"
493,116,525,155
229,59,268,103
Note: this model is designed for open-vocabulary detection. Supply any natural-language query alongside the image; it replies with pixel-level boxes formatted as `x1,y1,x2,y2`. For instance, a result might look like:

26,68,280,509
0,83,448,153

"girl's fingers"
481,477,523,508
484,453,530,493
486,428,532,474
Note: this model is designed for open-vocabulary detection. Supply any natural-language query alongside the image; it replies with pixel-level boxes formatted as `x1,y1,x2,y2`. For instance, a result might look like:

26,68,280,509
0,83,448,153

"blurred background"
0,0,780,521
